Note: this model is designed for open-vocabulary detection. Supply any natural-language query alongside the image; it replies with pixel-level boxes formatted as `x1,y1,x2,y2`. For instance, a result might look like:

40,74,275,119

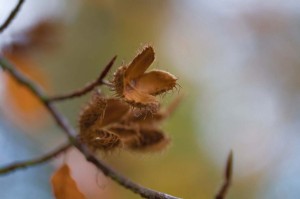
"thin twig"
0,56,180,199
48,56,116,102
215,151,233,199
0,143,71,175
0,0,25,33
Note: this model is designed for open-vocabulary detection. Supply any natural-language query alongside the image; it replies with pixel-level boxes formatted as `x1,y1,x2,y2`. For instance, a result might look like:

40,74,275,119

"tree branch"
0,56,180,199
0,0,25,33
0,143,71,175
48,56,116,102
215,151,233,199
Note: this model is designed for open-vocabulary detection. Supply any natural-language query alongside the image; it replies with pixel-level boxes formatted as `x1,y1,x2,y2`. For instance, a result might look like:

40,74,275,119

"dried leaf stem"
0,0,25,33
215,151,233,199
48,56,116,102
0,143,71,175
0,56,180,199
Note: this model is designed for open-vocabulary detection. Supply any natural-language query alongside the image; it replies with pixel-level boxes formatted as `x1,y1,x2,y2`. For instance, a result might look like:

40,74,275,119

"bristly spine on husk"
112,65,126,98
79,92,107,132
79,129,121,151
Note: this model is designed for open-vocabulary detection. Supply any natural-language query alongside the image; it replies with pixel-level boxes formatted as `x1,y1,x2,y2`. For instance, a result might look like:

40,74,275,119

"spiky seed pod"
78,79,179,152
112,45,177,113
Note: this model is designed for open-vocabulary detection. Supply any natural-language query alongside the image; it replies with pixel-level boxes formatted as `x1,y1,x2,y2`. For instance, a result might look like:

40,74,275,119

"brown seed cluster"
79,92,173,152
79,45,178,152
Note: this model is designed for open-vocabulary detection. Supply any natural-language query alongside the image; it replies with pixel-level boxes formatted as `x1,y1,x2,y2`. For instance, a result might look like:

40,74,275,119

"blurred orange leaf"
1,53,49,128
0,19,60,129
51,164,86,199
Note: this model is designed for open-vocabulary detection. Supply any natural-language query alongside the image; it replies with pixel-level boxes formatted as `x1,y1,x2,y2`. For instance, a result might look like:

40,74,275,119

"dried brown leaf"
51,164,86,199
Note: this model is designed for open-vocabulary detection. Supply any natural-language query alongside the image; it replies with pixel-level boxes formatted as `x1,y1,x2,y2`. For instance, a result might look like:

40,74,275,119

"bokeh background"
1,0,300,198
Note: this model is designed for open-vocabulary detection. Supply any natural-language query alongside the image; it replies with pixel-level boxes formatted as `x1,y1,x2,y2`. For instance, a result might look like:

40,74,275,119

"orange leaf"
51,164,86,199
1,53,49,128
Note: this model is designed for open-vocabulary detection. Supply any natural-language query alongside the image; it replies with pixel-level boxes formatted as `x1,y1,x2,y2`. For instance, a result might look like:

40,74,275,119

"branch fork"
0,55,181,199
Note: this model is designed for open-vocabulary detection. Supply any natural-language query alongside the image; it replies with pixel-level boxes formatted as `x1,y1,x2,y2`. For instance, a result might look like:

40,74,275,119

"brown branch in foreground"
48,55,116,102
215,151,233,199
0,143,71,175
0,0,25,33
0,56,180,199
